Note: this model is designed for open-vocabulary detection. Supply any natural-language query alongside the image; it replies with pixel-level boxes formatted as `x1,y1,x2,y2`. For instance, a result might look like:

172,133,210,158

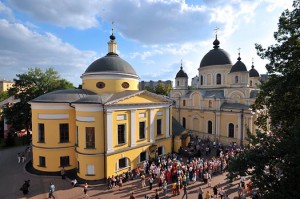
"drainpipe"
102,104,107,179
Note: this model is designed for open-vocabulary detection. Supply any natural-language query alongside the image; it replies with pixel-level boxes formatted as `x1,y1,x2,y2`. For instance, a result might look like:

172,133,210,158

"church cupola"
249,58,260,88
229,49,249,86
175,60,188,89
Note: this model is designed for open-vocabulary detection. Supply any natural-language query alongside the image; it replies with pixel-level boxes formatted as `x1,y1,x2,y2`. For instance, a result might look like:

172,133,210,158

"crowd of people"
105,136,248,199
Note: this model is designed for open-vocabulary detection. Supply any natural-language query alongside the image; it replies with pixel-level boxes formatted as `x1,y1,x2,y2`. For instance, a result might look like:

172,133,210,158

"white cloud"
8,0,101,29
0,19,96,85
0,1,14,20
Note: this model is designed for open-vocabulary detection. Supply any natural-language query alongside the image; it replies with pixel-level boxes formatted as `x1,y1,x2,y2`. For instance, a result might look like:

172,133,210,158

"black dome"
249,65,259,77
200,36,232,68
85,53,137,75
176,66,188,78
230,57,247,73
200,48,232,67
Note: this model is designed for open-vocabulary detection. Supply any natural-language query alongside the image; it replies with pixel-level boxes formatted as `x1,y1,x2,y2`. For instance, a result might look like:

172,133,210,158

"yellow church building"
170,35,261,146
29,33,173,180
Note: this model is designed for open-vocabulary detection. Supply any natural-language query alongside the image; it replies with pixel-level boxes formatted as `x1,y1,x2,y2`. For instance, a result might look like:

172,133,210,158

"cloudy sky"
0,0,293,87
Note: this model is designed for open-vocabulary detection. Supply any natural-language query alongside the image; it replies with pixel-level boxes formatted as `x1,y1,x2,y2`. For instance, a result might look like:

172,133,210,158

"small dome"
84,53,137,75
176,66,188,78
230,57,247,73
249,65,259,77
200,37,232,67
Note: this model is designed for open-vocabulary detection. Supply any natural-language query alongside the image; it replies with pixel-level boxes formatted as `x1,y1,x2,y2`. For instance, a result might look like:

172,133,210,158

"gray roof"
250,90,259,98
73,94,113,104
230,58,248,73
201,90,225,98
31,89,173,106
221,103,250,109
84,53,137,75
172,117,186,136
31,89,96,103
249,65,260,77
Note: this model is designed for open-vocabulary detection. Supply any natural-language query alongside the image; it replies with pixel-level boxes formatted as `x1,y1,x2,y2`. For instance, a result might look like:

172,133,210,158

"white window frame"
86,164,95,175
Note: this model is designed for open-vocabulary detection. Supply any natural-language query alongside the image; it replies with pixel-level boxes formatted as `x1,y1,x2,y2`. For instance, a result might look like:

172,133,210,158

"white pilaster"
150,109,155,142
166,108,170,138
130,110,136,147
237,114,241,140
248,116,253,134
106,111,113,152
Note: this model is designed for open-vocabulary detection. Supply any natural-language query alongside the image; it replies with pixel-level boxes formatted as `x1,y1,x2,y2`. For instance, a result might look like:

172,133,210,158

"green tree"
154,83,171,96
0,91,8,102
2,68,74,133
228,1,300,198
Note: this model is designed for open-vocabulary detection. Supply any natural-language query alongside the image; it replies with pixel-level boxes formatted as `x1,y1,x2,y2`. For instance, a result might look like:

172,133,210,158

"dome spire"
107,21,117,55
180,59,183,70
251,57,254,69
110,21,116,41
237,48,241,61
213,27,220,49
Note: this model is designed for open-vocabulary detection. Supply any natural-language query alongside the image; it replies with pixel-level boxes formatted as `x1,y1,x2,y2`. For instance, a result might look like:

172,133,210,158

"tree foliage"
2,68,74,131
0,91,8,102
228,2,300,198
144,83,172,96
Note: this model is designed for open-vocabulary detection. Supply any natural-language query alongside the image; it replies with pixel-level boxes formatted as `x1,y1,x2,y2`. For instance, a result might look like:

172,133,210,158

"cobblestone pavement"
0,146,249,199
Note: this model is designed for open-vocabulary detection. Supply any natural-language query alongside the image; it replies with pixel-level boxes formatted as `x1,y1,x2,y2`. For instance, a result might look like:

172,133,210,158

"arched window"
182,117,186,128
200,75,203,85
208,121,212,134
228,123,234,138
250,80,253,86
177,81,179,86
235,76,239,83
216,74,221,85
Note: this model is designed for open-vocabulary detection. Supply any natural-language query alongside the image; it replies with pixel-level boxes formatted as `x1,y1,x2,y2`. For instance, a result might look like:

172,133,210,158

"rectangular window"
39,156,46,167
183,100,186,106
139,121,145,139
60,156,70,167
157,119,162,135
117,124,126,144
158,146,163,156
119,158,126,169
85,127,95,148
59,123,69,143
75,126,78,146
77,161,80,173
140,151,147,162
87,164,95,175
38,123,45,143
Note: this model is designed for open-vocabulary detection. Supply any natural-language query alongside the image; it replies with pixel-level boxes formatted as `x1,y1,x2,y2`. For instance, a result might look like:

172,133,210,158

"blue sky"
0,0,292,87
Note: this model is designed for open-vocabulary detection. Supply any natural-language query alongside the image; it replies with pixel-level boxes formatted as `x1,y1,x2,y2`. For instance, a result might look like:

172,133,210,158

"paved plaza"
0,146,248,199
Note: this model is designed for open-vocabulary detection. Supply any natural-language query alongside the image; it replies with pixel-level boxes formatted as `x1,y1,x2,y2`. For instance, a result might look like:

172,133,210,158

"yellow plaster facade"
171,36,262,146
30,34,173,181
